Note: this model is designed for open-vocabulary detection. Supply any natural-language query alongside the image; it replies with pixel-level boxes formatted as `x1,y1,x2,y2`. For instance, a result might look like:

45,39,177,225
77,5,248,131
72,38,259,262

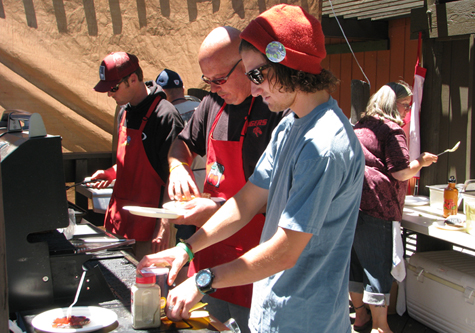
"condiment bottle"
443,176,459,217
131,273,161,329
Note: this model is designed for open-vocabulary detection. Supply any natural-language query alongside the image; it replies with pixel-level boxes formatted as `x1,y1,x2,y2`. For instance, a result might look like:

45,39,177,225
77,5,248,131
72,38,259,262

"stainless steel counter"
76,185,113,214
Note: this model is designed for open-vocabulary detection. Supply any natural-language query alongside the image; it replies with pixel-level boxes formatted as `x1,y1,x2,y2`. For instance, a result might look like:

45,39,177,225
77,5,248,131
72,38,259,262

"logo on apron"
206,162,225,188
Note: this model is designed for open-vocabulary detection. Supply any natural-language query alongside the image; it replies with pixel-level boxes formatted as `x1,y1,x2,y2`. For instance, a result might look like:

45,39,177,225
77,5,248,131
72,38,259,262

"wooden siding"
323,0,424,21
323,17,418,118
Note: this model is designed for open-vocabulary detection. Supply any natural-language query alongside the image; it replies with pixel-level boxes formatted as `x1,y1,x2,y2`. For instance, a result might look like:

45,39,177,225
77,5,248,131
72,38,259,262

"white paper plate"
31,306,117,333
123,206,183,219
405,195,430,206
432,221,466,231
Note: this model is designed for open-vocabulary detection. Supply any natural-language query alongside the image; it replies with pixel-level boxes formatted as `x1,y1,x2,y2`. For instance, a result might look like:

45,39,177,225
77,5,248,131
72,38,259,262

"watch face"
196,271,211,287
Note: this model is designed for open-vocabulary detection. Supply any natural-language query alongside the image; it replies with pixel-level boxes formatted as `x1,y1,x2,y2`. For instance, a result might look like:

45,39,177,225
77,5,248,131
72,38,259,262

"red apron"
189,99,266,308
104,96,165,242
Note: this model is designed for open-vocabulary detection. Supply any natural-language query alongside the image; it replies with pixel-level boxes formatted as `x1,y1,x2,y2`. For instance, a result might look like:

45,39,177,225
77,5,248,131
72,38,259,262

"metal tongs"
437,141,460,156
65,177,105,189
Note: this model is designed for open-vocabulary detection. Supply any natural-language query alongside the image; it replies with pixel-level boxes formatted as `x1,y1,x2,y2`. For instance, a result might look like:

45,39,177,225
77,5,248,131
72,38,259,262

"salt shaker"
131,273,161,329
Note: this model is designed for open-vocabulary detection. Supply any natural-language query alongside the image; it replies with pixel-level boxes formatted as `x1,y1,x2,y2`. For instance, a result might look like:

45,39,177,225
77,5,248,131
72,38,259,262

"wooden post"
351,80,370,124
0,158,9,331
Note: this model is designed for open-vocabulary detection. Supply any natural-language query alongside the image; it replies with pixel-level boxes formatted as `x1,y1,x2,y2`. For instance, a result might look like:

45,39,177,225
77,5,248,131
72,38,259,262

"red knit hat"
240,4,326,75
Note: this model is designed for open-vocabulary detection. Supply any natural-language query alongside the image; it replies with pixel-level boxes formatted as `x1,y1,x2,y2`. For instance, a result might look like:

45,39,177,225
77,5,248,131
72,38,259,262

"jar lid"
136,273,155,284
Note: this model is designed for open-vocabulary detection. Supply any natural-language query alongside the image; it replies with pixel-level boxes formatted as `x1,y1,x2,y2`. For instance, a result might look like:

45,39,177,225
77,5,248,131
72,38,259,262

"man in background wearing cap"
156,69,200,123
90,52,184,260
163,26,289,331
138,5,364,333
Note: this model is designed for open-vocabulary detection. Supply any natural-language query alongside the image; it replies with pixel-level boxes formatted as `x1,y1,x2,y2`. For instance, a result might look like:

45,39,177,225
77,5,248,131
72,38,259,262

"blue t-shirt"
248,97,364,333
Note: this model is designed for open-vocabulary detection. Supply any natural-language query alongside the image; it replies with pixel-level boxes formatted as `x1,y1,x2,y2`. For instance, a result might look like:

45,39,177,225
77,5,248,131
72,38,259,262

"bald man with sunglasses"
166,26,289,331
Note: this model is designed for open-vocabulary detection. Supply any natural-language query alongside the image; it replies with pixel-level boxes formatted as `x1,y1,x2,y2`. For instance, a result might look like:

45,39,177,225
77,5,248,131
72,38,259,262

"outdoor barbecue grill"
0,110,117,313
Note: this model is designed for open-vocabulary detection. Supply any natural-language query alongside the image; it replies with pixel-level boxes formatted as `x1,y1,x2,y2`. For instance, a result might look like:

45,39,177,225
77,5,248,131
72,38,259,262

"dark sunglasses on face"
110,75,130,93
201,59,242,85
245,65,270,85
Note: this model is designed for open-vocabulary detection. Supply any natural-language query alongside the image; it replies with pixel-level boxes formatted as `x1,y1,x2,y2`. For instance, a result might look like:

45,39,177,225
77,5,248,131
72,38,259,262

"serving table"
401,202,475,252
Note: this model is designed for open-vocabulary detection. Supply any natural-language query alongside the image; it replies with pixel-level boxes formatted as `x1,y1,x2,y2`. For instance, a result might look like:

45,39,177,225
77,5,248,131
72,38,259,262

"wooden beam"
351,80,370,124
322,16,388,39
469,35,475,178
326,39,389,55
411,0,475,39
343,1,421,19
325,0,421,18
0,162,9,331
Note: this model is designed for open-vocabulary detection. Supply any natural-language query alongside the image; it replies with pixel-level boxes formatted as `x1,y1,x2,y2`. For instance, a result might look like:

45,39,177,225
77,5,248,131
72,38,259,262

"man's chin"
220,93,247,106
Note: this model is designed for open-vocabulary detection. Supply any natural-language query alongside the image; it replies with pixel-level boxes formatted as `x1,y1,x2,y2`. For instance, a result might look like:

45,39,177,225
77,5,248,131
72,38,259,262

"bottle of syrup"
443,176,458,217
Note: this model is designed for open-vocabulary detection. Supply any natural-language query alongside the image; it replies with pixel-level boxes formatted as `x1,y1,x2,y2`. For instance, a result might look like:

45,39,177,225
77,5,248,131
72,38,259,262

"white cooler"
406,250,475,333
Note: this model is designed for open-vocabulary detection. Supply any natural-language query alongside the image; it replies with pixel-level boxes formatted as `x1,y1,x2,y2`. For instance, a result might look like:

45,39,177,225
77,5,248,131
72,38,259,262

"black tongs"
65,178,103,190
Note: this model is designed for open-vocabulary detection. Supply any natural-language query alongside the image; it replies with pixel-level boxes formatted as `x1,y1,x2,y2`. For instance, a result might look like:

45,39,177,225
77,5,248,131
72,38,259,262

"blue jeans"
349,211,393,306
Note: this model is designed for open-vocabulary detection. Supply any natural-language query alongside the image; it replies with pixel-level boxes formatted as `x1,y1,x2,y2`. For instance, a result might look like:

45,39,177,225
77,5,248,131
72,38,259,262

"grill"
0,110,118,313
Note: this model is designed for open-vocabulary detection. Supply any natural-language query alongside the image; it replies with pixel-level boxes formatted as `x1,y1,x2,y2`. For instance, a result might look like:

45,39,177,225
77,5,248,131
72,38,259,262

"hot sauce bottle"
443,176,458,217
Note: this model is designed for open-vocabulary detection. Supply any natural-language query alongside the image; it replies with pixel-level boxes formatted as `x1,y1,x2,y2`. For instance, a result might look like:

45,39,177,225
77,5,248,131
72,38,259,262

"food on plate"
178,193,211,201
444,216,465,228
52,315,90,329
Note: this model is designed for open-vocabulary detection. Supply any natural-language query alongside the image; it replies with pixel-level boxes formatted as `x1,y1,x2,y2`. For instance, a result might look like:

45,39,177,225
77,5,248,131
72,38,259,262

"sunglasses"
110,75,130,93
201,59,242,85
397,102,412,111
245,65,270,85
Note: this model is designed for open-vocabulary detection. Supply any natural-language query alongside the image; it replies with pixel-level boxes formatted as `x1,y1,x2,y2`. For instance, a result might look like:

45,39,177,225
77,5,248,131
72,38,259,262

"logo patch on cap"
173,79,180,86
266,41,286,63
99,65,106,80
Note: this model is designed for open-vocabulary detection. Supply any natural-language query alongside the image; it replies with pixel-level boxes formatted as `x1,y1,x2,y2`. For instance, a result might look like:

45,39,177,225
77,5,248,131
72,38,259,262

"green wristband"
176,242,194,262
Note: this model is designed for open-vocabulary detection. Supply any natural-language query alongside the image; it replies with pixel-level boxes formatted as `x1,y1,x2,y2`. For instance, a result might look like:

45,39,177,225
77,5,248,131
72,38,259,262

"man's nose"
209,83,221,93
250,83,262,97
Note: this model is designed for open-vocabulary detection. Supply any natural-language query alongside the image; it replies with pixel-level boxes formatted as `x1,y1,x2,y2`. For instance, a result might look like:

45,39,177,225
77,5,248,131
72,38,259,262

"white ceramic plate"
405,195,430,206
123,206,183,219
31,306,117,333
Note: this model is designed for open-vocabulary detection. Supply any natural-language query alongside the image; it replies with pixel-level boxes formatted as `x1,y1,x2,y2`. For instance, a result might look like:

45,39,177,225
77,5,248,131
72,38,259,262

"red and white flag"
409,32,426,189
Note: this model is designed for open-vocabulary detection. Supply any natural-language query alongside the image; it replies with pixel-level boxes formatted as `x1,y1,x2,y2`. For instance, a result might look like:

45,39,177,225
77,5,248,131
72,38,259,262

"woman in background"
350,81,438,333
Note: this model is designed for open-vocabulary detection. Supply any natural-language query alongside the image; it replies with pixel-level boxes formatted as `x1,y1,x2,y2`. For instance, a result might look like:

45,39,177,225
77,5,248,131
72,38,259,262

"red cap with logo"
93,52,140,92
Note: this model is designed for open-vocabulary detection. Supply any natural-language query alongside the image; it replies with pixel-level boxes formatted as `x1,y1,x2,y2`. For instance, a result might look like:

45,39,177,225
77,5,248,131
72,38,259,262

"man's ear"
128,72,138,84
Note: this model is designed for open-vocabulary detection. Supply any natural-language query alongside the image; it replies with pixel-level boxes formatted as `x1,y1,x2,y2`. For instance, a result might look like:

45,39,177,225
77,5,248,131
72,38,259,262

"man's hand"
166,276,203,321
173,198,222,227
137,247,189,287
168,163,201,201
90,166,116,189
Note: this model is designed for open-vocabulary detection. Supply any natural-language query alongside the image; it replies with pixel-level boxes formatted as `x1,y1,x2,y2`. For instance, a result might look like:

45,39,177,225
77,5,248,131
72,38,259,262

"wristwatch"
195,268,216,295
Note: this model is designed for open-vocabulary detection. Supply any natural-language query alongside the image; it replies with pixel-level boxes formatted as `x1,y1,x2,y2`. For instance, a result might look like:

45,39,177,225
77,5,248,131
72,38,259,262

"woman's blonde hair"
361,81,412,126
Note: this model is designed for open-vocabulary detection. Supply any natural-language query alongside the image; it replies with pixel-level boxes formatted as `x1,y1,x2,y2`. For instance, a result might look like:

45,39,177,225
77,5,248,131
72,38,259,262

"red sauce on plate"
52,316,90,328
